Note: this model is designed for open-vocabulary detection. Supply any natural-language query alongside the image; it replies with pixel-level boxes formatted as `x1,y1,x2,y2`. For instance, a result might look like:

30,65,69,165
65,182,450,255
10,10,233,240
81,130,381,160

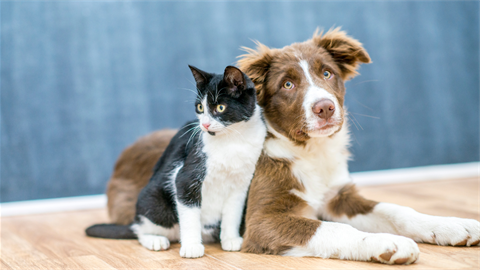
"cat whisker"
179,87,203,100
228,124,251,144
180,122,200,129
186,127,202,150
184,126,200,141
226,125,246,141
179,124,201,138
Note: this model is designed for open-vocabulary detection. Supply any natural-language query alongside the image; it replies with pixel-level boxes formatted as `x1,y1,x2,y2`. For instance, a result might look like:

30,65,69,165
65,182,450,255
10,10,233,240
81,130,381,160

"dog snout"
312,99,335,120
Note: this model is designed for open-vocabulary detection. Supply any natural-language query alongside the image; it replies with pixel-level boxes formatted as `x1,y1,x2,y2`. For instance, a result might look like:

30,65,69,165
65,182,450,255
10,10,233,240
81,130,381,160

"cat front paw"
138,235,170,251
221,237,243,251
179,243,205,258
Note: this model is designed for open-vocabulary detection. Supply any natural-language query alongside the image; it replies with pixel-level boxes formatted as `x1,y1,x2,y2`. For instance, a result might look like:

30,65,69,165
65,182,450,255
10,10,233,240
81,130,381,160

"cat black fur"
86,66,258,240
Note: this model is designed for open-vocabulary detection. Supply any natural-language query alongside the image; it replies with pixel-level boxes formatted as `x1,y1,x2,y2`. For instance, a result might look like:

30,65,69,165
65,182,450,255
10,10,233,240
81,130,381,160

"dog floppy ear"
237,42,273,106
313,27,371,81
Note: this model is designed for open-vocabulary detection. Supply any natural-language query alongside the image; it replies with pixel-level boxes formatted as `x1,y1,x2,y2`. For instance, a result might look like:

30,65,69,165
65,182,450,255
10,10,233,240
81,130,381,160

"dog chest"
290,156,349,211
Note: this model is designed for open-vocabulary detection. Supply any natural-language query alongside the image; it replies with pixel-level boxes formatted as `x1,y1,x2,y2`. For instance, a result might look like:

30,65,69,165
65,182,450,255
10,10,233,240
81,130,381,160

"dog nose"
202,123,211,129
312,99,335,120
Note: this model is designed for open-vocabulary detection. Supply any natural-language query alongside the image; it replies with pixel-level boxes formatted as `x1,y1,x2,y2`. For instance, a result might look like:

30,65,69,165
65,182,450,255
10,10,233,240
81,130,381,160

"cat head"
188,65,257,136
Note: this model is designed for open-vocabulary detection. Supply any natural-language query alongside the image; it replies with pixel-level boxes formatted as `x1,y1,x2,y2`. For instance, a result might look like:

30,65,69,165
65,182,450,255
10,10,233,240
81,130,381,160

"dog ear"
237,42,273,106
223,66,246,98
313,27,371,81
188,65,213,89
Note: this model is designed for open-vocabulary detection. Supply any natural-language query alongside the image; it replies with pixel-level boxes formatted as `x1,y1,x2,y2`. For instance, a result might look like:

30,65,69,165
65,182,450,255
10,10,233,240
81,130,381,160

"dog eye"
217,104,226,113
323,70,333,80
197,104,204,113
283,81,295,90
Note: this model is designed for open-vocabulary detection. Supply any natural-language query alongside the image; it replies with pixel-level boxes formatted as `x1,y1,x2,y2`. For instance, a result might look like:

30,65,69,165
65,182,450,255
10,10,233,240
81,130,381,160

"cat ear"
223,66,246,98
188,65,213,88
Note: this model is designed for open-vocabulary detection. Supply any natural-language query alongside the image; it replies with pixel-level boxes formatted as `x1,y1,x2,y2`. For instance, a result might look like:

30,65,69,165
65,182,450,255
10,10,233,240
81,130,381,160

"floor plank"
2,177,479,269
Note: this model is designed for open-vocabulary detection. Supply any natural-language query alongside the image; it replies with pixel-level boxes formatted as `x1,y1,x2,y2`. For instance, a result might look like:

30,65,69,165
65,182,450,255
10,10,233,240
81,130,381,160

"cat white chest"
199,114,266,227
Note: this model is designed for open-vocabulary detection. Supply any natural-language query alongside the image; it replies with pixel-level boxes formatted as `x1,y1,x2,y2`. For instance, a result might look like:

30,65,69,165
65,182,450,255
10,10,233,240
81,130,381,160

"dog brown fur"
107,129,176,224
241,153,321,254
327,184,377,218
238,28,371,253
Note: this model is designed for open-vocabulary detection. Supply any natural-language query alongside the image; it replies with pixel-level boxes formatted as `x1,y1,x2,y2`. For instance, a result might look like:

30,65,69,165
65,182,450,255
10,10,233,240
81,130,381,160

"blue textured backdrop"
1,1,479,202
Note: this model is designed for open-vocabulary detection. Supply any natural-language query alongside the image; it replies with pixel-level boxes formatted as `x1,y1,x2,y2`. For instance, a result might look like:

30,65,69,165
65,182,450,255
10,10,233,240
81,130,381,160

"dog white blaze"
298,60,341,136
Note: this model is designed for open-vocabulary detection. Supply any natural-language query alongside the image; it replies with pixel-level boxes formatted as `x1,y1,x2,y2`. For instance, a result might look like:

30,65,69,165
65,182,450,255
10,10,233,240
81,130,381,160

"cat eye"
217,104,226,113
323,70,333,80
283,81,294,90
197,104,204,113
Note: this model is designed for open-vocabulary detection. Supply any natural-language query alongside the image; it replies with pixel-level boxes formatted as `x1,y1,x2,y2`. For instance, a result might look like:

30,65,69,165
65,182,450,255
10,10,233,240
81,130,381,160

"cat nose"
202,123,211,129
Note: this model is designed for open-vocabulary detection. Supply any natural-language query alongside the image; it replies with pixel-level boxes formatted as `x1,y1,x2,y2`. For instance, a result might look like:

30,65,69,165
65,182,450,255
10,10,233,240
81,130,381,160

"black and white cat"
86,65,267,258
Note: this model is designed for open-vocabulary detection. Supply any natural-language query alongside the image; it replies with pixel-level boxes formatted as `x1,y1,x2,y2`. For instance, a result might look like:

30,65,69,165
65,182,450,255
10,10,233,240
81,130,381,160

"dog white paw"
138,234,170,251
221,237,243,251
413,217,480,246
179,243,205,258
365,234,419,265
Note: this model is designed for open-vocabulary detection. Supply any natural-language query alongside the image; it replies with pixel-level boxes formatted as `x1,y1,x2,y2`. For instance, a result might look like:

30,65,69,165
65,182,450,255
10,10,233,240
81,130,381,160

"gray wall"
1,1,479,202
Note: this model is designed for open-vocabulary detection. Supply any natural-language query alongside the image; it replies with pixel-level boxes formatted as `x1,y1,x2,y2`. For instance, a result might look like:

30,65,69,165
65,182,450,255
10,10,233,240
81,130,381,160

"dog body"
237,29,480,264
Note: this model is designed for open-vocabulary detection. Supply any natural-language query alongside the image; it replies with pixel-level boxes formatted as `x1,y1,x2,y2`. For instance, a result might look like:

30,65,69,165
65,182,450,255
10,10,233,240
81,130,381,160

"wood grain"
2,178,479,269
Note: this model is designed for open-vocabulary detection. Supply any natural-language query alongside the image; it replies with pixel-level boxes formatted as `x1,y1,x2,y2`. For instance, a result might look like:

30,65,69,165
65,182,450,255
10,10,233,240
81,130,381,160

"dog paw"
414,217,480,246
366,234,419,265
179,243,205,258
221,237,243,251
138,234,170,251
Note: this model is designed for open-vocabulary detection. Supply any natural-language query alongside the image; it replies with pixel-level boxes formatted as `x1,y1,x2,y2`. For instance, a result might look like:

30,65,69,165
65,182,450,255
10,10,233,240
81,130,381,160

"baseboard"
1,194,107,217
1,162,478,217
352,162,479,186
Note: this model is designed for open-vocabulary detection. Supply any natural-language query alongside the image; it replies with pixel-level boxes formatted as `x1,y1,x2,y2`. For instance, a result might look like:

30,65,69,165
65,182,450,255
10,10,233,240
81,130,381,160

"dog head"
238,28,370,144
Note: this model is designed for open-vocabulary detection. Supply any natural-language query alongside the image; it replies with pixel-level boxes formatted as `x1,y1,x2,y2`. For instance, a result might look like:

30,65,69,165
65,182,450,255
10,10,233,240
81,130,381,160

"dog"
105,28,480,264
236,28,479,264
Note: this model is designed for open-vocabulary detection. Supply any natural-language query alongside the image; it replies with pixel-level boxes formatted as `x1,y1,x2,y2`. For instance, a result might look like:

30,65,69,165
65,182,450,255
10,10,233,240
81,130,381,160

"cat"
86,65,267,258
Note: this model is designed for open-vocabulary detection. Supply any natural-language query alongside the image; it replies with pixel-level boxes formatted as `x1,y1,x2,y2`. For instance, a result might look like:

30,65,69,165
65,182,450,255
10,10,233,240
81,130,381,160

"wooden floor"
2,178,479,269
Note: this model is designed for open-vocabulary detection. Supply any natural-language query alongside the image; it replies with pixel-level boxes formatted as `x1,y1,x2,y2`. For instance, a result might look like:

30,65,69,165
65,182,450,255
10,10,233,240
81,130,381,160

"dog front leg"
324,184,480,246
284,221,419,264
243,209,418,264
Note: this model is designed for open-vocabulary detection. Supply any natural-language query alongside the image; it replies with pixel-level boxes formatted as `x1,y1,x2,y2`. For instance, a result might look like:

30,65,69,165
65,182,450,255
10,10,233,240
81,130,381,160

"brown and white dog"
105,29,480,264
236,28,480,263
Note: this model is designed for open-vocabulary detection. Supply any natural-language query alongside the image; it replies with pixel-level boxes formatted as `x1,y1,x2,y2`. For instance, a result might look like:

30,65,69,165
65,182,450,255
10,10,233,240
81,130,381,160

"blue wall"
1,1,479,202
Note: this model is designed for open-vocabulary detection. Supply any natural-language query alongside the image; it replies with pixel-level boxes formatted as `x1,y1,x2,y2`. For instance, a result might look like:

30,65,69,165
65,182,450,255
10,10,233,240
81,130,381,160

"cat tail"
85,223,137,239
